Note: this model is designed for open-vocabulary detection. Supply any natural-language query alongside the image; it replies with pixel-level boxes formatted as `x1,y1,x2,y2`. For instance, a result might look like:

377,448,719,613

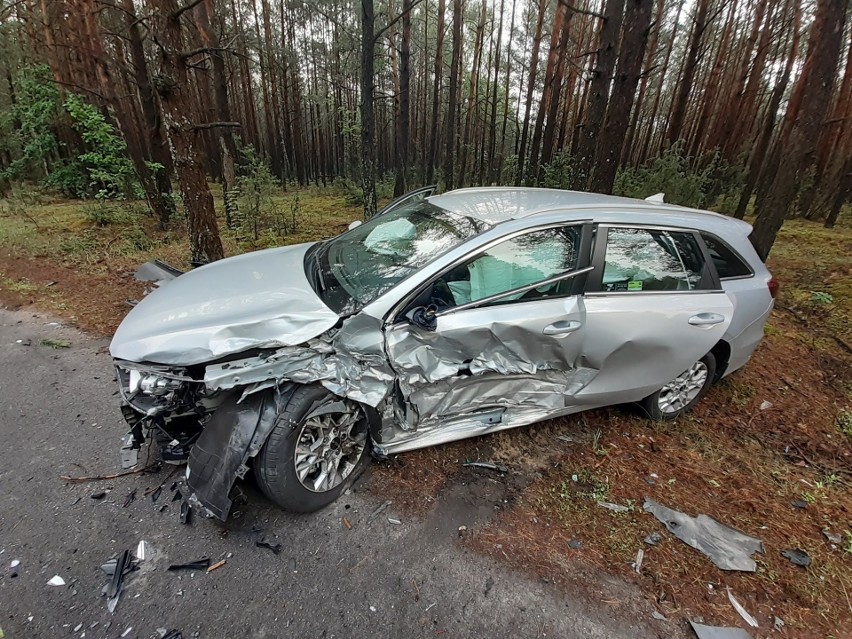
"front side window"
430,226,582,309
307,201,483,314
602,227,708,292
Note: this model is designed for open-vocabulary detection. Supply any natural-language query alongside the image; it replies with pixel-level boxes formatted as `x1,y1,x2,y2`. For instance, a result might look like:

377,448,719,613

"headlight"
138,374,184,396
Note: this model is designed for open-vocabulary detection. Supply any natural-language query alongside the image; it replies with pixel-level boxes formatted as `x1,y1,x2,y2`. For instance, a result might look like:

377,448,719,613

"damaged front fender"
186,386,295,519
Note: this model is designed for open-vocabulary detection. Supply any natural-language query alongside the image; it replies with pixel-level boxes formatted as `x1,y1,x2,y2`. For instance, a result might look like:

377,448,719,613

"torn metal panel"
689,621,752,639
643,498,764,572
205,314,395,409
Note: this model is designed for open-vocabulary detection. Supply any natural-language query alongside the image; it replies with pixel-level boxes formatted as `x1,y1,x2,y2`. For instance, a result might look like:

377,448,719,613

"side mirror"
405,305,438,332
348,220,363,230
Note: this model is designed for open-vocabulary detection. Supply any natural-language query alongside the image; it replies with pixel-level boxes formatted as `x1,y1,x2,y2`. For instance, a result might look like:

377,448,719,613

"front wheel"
640,352,716,421
254,384,370,513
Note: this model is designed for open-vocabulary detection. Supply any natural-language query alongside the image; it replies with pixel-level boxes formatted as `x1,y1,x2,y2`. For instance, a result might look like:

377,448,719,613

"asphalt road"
0,308,675,639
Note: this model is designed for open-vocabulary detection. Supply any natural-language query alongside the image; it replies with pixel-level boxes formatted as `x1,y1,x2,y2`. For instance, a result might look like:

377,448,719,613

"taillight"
768,277,779,299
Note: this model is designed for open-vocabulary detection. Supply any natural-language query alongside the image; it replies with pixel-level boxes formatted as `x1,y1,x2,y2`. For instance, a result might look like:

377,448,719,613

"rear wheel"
640,352,716,421
254,384,370,513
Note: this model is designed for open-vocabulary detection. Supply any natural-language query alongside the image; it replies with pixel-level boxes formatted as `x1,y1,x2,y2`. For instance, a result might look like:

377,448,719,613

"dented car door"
384,223,595,436
575,225,734,404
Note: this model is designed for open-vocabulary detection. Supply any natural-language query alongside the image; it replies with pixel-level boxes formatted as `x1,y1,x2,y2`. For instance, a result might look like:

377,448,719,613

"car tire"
253,384,370,513
640,352,716,421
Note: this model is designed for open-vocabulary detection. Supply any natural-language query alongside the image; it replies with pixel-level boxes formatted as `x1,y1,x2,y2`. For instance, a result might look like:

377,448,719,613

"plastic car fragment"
689,621,752,639
133,260,183,286
167,558,211,571
643,498,763,571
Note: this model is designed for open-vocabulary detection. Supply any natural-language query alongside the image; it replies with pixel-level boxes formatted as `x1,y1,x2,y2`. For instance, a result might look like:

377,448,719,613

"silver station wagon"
110,187,776,517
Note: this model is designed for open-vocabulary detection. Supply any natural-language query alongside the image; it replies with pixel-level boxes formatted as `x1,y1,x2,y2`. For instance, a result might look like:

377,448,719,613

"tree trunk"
394,0,412,196
360,0,377,218
750,0,846,260
442,0,462,191
427,0,446,184
516,0,547,184
666,0,710,147
151,0,224,264
574,0,626,187
122,0,175,227
588,0,653,193
458,1,487,188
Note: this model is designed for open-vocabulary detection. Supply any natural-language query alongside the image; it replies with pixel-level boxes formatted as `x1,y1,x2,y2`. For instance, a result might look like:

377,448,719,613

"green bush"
614,143,743,209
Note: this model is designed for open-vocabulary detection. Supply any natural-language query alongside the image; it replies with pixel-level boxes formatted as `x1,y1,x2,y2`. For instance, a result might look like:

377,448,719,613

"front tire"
254,384,370,513
640,352,716,421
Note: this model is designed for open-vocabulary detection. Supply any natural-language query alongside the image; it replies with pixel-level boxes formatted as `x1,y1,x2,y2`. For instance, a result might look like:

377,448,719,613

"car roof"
428,187,752,237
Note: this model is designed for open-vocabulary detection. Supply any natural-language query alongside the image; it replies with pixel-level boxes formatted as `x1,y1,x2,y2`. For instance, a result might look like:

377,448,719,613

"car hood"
110,243,339,365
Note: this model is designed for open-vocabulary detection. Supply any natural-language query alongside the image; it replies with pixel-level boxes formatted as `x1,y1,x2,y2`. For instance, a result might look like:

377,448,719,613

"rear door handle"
543,320,582,335
688,313,725,326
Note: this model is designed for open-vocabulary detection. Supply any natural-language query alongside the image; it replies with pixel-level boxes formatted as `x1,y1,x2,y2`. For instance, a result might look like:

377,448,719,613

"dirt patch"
466,317,852,637
0,251,142,335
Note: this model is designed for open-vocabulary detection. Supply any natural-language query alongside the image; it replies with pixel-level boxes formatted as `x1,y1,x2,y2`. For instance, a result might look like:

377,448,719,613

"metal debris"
463,461,509,473
47,575,65,586
644,532,663,546
689,621,752,639
255,539,282,555
179,501,191,525
106,550,131,613
634,549,644,574
387,518,402,525
167,558,211,571
726,588,758,628
598,501,629,513
781,548,811,567
122,489,137,508
151,487,162,503
135,541,147,562
366,500,392,524
822,529,841,544
643,498,763,572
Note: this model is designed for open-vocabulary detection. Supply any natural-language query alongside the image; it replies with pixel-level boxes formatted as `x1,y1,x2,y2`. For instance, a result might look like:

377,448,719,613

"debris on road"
160,630,183,639
598,501,629,513
366,500,392,524
387,517,402,525
167,558,211,571
255,539,282,555
633,549,644,574
643,498,764,571
644,532,662,546
60,464,160,483
689,621,752,639
47,575,65,586
105,550,132,613
726,588,758,627
781,548,811,567
463,461,509,473
135,541,147,562
121,626,133,638
123,489,137,508
823,529,841,544
207,559,226,573
179,501,191,525
9,560,20,578
90,491,107,500
151,486,162,502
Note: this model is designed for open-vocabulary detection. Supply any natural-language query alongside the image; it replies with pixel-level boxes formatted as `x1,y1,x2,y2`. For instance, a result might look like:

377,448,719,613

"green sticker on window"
627,280,643,291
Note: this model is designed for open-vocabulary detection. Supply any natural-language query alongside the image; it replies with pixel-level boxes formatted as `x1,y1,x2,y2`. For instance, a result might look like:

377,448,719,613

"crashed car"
111,187,776,518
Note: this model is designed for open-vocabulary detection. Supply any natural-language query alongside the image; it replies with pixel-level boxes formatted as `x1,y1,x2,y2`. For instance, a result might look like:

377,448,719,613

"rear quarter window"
700,233,753,279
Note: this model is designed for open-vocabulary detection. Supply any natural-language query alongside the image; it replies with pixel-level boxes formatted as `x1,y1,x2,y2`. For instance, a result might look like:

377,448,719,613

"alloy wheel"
294,403,367,493
657,360,709,415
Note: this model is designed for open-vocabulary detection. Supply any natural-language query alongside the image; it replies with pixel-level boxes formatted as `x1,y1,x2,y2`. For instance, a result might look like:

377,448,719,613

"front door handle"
543,320,582,335
688,313,725,326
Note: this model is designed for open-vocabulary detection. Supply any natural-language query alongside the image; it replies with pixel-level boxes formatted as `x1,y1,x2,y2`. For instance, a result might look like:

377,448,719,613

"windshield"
306,201,483,314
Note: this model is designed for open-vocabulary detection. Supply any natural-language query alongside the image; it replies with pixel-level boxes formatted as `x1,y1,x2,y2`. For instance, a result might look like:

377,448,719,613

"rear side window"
602,227,709,292
700,233,752,279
